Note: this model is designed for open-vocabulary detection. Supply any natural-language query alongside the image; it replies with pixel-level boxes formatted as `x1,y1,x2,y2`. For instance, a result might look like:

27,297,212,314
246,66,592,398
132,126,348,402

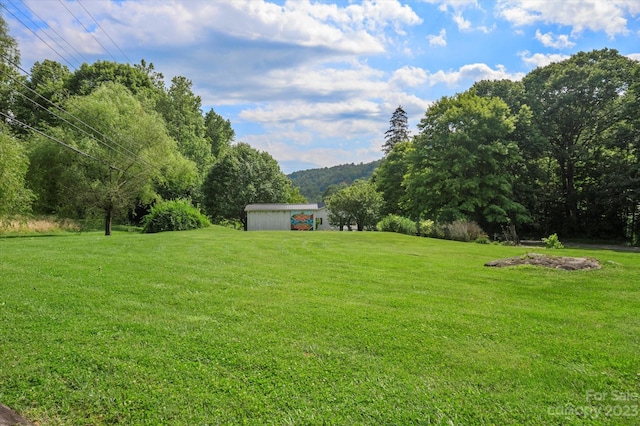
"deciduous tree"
158,76,211,173
202,143,292,228
31,83,187,235
13,60,72,131
0,125,33,216
0,12,21,115
472,79,550,235
523,48,639,236
372,140,413,216
204,108,235,158
327,180,382,231
404,92,529,230
67,60,158,98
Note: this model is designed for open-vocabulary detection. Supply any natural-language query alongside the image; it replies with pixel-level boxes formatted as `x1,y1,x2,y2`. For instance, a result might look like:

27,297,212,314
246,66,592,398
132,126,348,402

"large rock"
485,253,601,270
0,404,34,426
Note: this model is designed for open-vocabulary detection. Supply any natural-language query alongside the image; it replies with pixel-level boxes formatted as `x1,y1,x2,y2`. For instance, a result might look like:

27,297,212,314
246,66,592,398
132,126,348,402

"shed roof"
245,203,324,212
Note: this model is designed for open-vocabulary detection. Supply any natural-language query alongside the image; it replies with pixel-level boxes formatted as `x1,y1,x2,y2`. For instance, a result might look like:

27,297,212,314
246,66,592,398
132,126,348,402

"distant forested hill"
288,160,382,203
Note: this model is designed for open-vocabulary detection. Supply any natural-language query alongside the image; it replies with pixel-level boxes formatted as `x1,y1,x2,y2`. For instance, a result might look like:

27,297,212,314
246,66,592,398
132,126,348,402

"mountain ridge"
288,160,382,203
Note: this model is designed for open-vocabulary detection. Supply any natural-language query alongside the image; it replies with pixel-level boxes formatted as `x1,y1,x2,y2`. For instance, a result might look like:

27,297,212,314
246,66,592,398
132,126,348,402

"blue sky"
5,0,640,173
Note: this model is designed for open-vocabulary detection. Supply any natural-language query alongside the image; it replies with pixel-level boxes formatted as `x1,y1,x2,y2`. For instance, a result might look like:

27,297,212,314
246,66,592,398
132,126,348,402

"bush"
542,233,564,249
142,199,210,233
416,219,434,237
415,219,489,242
475,235,491,244
376,214,416,236
444,220,487,242
417,219,446,239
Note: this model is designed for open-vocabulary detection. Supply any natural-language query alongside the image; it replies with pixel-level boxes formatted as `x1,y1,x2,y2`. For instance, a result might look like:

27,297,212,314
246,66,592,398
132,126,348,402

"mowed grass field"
1,227,639,425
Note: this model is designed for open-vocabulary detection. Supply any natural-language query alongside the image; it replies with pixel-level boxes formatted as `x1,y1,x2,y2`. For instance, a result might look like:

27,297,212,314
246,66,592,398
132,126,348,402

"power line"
9,0,89,67
77,0,131,64
0,110,122,172
8,0,131,67
0,3,78,70
0,52,160,172
9,77,136,164
2,1,165,175
57,0,118,63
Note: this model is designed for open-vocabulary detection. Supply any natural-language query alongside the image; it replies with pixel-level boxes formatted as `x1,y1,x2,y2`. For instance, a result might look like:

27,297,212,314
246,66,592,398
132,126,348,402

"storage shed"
245,203,329,231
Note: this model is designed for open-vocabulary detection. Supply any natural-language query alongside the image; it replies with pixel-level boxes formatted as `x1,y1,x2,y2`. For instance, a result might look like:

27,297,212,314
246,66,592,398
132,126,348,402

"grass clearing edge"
1,227,639,425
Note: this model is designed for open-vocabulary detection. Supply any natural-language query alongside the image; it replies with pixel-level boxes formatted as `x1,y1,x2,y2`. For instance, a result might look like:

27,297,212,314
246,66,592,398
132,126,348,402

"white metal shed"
245,203,329,231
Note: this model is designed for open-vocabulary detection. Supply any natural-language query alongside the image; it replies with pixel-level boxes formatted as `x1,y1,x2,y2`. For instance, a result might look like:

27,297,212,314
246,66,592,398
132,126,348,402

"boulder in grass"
485,253,601,270
0,404,34,426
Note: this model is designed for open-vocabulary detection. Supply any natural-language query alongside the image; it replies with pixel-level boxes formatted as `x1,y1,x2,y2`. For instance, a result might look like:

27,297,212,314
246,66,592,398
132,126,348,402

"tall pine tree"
383,105,410,154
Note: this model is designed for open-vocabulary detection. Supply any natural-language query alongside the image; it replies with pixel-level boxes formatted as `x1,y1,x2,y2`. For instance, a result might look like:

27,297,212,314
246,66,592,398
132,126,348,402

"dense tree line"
0,13,298,234
3,7,638,243
374,49,640,243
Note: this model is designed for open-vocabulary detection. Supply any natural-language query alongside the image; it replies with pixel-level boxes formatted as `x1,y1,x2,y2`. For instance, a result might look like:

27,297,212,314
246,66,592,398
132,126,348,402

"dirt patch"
485,253,601,270
0,404,34,426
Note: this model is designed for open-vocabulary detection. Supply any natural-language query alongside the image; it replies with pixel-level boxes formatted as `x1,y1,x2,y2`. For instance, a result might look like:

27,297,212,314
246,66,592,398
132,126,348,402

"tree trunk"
566,160,578,234
559,138,578,236
104,209,112,236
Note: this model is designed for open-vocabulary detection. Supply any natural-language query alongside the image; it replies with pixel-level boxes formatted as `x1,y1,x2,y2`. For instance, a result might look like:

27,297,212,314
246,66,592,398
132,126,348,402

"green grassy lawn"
1,227,639,425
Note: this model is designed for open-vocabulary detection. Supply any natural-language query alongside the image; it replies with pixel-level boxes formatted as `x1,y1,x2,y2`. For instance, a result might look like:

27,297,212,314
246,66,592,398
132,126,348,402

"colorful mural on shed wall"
291,211,314,231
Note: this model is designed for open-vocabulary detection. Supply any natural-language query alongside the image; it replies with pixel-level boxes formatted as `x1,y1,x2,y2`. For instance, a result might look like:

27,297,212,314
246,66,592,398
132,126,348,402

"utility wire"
0,52,160,172
77,0,131,64
0,110,122,172
2,1,163,174
0,3,78,70
8,78,137,165
57,0,118,63
10,0,89,67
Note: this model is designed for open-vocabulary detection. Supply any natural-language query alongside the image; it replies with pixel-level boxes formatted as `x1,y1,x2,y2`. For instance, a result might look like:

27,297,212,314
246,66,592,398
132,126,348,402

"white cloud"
240,100,380,130
452,13,472,31
208,0,422,51
497,0,640,37
216,1,382,53
239,107,386,173
18,0,424,69
235,66,432,171
423,0,481,8
534,30,576,49
427,28,447,47
425,0,493,32
477,25,496,34
390,66,429,87
341,0,424,33
201,62,387,109
243,132,382,174
518,50,570,68
426,63,525,87
627,53,640,62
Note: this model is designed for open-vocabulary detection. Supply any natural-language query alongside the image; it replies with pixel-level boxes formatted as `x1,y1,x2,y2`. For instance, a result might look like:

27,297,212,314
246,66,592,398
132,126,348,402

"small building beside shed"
245,203,329,231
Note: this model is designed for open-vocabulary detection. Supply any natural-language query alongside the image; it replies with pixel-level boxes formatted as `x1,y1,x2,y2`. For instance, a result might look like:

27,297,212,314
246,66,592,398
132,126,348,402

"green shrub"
542,233,564,249
142,199,210,233
417,219,446,239
416,219,434,237
444,220,487,242
376,215,416,236
475,235,491,244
